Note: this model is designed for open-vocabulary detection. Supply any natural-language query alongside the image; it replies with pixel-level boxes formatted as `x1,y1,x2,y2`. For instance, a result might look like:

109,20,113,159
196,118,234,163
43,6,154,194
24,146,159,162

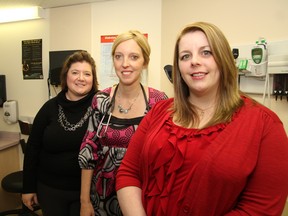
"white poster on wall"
100,35,118,89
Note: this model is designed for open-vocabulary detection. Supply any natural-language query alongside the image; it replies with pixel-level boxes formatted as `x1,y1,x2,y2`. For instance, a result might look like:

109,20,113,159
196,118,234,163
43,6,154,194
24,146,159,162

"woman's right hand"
80,201,95,216
22,193,38,211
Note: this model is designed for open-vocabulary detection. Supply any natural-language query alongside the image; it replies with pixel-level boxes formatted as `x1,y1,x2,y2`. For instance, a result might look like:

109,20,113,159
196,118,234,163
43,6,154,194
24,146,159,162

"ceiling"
0,0,112,9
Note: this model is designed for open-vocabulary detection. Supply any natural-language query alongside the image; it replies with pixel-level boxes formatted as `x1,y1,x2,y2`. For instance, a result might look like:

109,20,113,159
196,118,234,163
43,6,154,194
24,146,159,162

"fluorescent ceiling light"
0,6,45,24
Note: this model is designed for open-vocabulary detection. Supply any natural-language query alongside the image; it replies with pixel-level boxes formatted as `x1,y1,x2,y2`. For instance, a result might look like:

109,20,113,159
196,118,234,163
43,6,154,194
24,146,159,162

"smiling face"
178,30,220,98
113,39,146,85
66,61,93,101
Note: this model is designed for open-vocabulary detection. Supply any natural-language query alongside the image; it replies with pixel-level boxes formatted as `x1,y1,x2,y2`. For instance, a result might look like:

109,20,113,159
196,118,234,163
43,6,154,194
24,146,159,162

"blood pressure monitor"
251,39,267,65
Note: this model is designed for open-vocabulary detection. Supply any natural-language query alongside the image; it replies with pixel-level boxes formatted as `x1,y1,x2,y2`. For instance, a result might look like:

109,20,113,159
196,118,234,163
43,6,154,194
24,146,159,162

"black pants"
37,181,80,216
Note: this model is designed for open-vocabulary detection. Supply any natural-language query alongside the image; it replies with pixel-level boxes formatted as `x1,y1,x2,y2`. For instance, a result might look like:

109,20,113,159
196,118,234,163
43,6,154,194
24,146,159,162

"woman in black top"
22,50,99,216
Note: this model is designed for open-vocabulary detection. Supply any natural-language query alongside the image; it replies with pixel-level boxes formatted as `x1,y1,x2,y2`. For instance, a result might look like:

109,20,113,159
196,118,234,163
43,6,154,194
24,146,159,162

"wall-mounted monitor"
49,50,80,86
0,75,6,107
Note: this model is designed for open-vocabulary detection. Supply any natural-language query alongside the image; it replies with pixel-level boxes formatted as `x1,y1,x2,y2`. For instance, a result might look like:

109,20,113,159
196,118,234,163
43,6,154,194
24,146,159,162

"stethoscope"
95,103,112,139
95,83,150,138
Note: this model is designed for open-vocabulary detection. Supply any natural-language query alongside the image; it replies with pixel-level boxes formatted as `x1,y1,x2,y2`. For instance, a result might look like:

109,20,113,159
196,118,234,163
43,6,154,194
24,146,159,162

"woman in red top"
116,22,288,216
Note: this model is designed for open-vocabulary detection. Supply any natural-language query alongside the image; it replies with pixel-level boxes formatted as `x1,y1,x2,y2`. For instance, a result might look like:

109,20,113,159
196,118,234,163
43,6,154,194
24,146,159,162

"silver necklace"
117,89,141,114
118,104,132,114
58,105,92,131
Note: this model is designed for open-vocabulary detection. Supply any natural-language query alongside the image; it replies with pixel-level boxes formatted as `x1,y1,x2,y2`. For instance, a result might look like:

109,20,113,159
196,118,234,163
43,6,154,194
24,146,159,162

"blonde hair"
111,30,150,66
172,21,243,128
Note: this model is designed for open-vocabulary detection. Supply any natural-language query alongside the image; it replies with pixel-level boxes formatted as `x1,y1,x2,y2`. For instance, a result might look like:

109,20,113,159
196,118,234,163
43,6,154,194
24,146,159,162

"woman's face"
178,30,220,97
113,39,146,85
66,61,93,100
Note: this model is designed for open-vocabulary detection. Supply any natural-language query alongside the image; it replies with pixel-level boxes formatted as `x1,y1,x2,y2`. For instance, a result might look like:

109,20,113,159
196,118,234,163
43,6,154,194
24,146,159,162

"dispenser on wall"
250,38,268,76
3,100,18,124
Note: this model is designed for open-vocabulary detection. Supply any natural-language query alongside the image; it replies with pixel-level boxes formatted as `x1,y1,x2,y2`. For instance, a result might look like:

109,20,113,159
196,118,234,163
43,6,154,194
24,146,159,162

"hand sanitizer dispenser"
250,38,268,76
3,100,18,124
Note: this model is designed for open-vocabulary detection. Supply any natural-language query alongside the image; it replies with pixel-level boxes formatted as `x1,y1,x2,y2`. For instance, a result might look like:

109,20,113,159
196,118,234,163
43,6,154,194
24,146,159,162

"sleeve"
225,112,288,216
147,87,168,110
22,101,51,193
78,91,109,169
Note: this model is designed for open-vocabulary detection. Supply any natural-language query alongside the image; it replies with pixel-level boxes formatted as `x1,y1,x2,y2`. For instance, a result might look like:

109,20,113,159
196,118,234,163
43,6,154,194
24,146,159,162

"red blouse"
145,118,226,215
116,97,288,216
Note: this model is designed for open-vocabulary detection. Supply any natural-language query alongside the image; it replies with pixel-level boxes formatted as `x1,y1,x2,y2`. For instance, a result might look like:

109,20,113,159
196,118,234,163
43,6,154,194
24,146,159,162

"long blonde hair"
172,22,243,128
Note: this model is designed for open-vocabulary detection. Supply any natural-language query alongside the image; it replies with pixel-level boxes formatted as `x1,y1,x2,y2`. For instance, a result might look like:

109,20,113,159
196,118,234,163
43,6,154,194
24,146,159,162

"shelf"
0,131,20,151
262,66,288,106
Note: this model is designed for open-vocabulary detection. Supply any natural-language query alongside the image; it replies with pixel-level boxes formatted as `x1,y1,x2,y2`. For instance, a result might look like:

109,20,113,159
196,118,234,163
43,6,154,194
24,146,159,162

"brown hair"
172,22,243,128
60,50,99,93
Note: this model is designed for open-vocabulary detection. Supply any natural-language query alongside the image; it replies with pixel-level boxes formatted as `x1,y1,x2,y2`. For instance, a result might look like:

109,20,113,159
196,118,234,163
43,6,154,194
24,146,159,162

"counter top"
0,131,20,151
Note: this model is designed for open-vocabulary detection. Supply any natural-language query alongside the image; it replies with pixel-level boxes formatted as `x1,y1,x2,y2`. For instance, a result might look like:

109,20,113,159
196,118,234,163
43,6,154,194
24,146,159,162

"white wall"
161,0,288,133
0,0,162,131
161,0,288,97
0,4,93,131
91,0,162,90
0,0,287,213
49,4,92,52
47,3,93,97
0,0,287,134
0,16,50,131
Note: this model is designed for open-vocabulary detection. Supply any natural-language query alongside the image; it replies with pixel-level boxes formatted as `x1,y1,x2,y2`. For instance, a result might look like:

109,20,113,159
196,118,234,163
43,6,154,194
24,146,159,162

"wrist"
80,197,91,204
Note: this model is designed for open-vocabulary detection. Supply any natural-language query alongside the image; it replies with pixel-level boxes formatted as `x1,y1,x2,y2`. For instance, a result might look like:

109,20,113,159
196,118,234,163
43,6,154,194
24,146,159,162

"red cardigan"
116,97,288,216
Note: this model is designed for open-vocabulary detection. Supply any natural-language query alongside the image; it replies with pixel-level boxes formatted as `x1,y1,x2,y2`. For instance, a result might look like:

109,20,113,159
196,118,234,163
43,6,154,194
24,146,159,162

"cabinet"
0,131,21,211
262,54,288,107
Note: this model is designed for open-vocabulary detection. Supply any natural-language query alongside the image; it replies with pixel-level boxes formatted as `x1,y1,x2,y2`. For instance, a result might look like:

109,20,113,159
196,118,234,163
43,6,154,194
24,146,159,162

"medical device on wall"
3,100,18,124
250,38,268,76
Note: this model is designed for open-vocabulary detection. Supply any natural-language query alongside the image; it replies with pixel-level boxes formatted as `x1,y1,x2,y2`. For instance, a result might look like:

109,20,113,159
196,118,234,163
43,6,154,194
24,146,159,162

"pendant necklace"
194,104,215,119
117,89,141,114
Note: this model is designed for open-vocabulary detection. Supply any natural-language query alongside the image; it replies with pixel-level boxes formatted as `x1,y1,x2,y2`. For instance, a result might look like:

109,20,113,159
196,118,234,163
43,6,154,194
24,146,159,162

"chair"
0,120,41,216
164,64,173,83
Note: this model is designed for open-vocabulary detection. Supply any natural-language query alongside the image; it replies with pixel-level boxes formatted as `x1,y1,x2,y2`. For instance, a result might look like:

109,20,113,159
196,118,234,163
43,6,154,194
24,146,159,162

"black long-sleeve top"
23,90,95,193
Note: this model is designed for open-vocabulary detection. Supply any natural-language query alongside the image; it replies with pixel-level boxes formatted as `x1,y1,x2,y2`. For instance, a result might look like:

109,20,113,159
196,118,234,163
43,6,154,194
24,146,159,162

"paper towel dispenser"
3,100,18,124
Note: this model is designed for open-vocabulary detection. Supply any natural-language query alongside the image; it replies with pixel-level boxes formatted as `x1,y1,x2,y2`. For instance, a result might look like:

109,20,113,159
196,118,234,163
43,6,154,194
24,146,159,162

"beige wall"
160,0,288,133
50,4,92,52
161,0,288,97
0,17,50,126
91,0,162,89
0,0,287,213
0,0,287,132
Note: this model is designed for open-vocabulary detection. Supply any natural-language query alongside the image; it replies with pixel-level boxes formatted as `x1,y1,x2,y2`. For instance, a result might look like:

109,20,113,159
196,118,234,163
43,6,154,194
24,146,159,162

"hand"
80,201,95,216
22,193,39,211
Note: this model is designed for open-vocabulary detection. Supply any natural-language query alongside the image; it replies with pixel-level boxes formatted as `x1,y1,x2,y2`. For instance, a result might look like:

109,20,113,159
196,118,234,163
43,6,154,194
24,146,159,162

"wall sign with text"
22,39,43,80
